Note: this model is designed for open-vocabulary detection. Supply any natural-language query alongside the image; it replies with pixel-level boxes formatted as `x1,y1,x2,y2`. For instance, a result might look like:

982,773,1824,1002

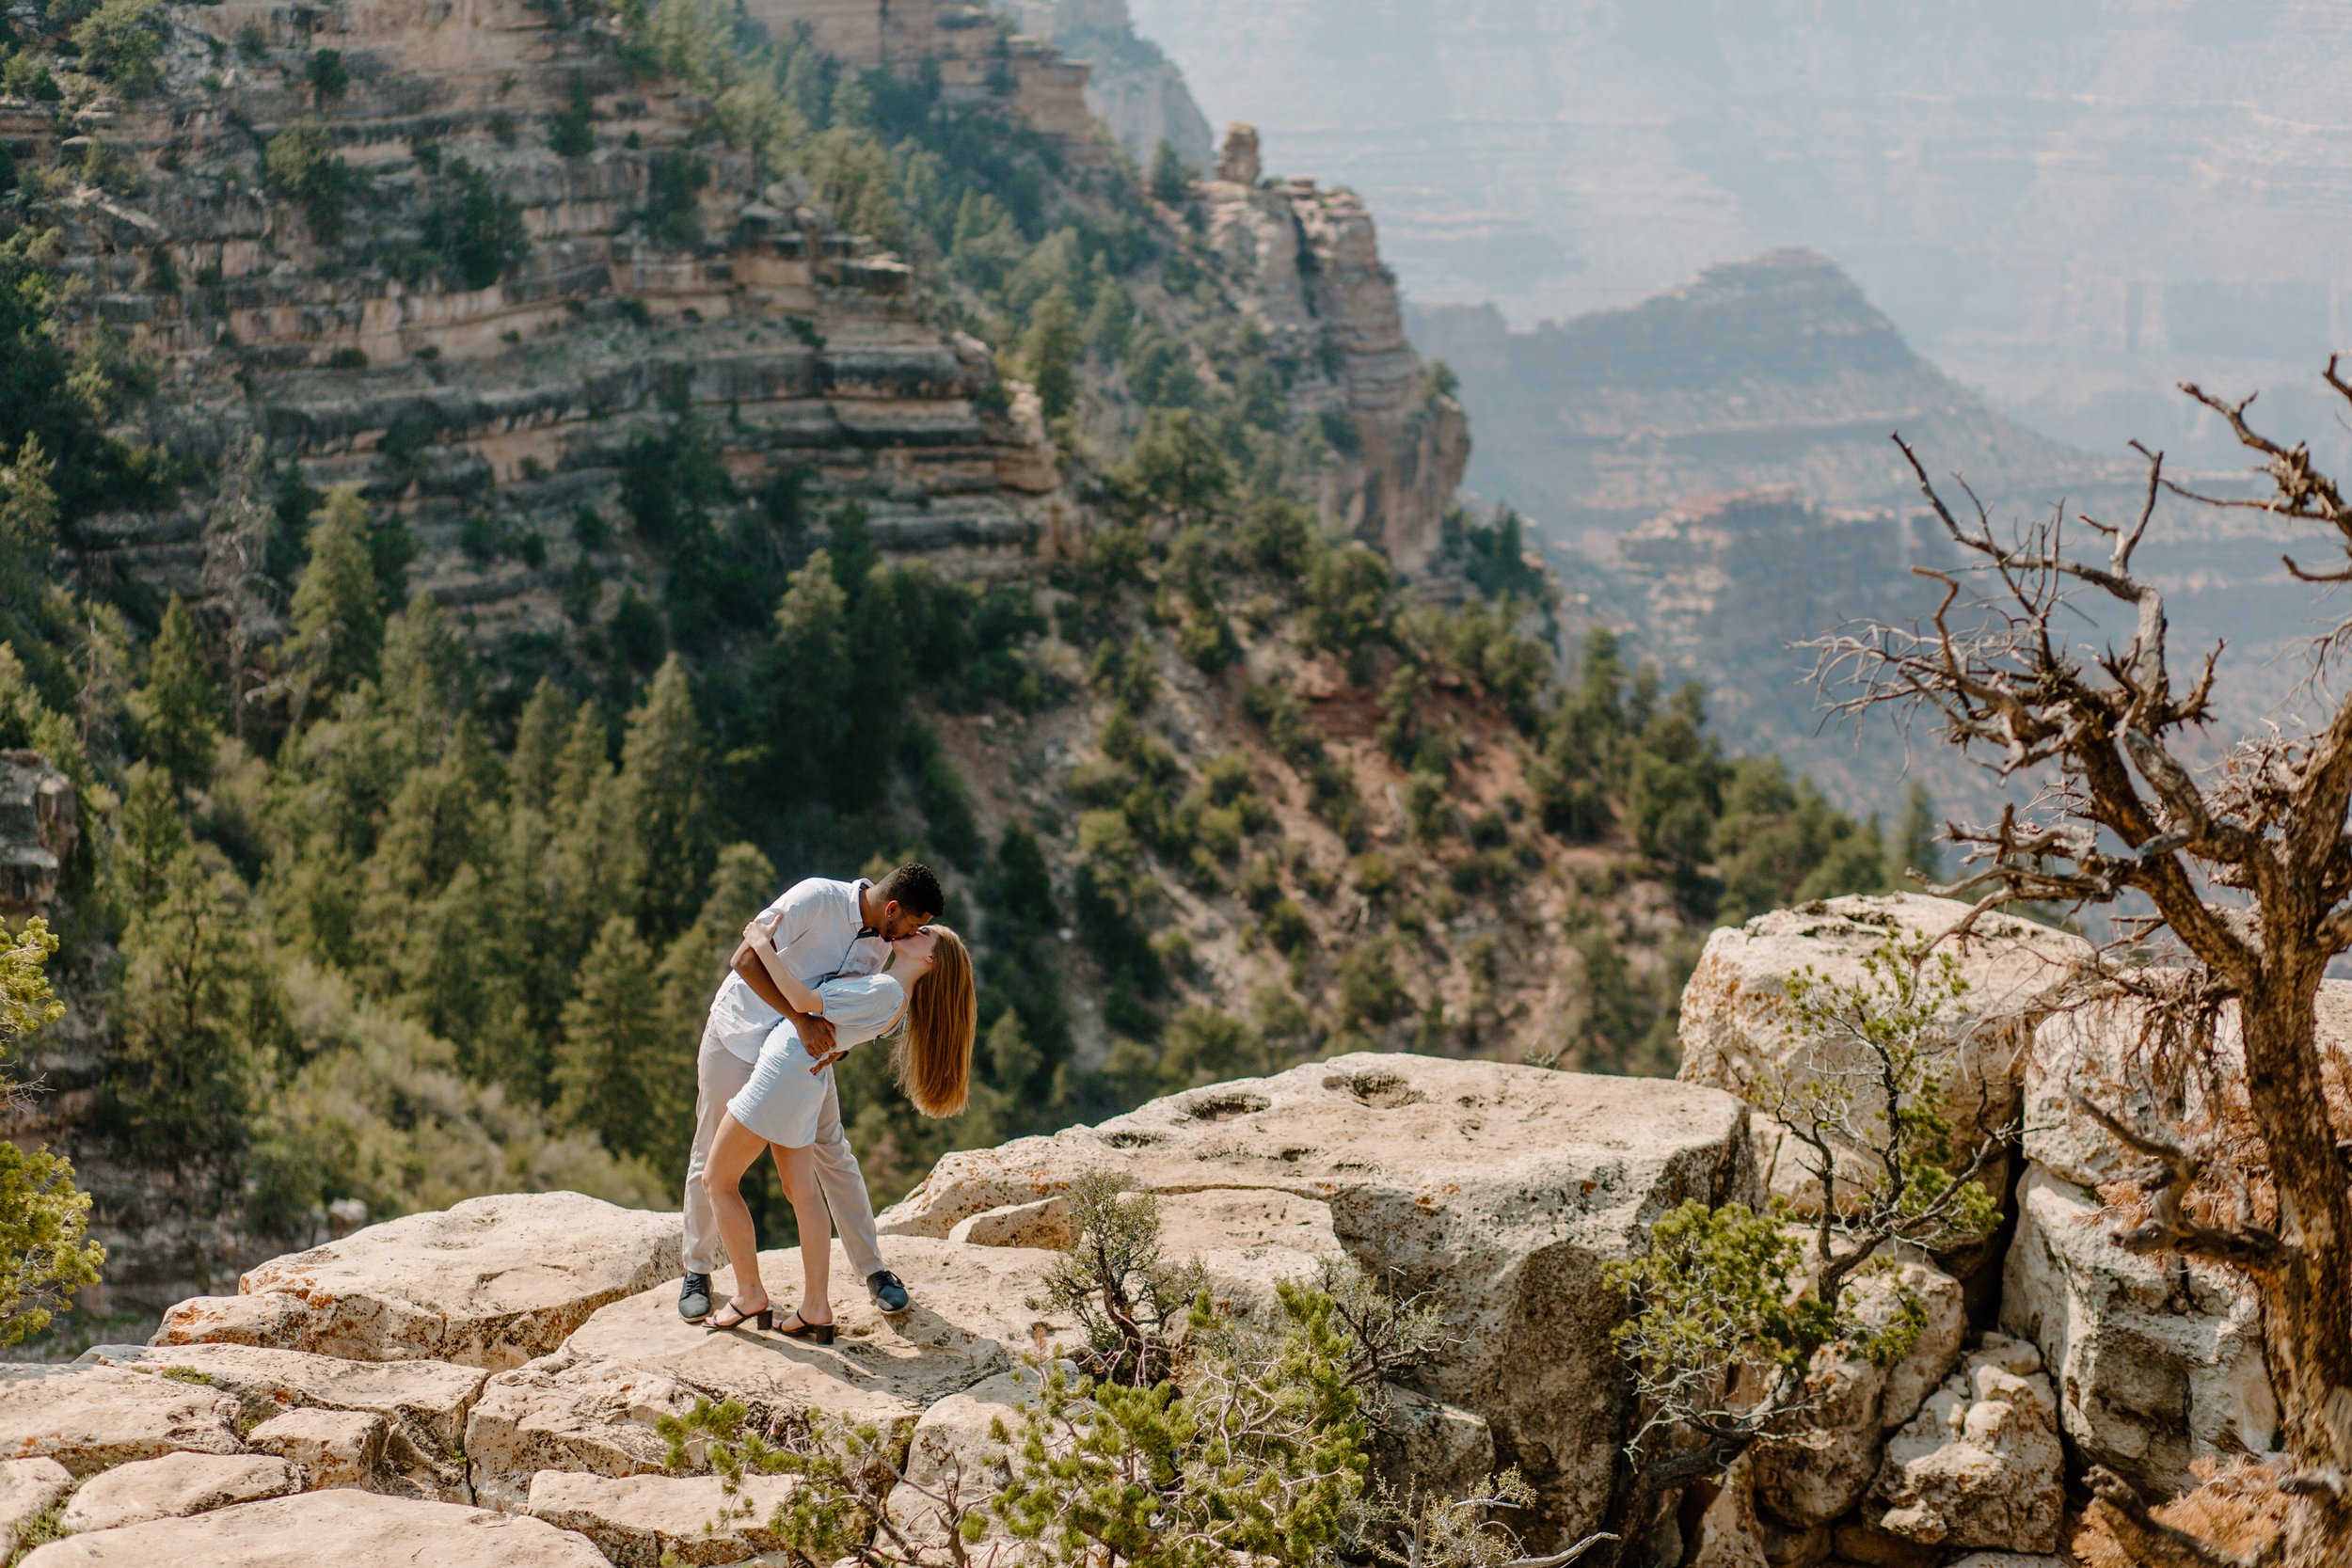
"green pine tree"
134,594,221,790
1895,781,1944,884
554,915,666,1158
510,678,574,814
282,484,386,712
1021,285,1081,420
615,656,714,941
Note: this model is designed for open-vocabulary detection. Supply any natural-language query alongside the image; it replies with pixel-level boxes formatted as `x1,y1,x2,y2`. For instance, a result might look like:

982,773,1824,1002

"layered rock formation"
30,0,1073,656
1406,250,2120,535
1000,0,1213,169
1204,124,1470,573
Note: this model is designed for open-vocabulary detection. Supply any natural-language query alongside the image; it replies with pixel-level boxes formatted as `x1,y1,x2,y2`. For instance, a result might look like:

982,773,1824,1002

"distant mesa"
1406,248,2127,537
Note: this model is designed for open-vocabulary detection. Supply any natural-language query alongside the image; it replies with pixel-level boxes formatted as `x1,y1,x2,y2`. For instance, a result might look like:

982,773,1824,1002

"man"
677,862,943,1322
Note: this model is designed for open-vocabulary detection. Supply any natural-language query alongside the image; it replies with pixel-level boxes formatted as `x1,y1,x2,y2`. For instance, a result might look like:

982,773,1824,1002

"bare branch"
2070,1090,2285,1271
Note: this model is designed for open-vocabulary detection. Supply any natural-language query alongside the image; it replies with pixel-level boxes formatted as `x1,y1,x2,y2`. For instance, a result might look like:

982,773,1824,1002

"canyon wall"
1406,249,2119,535
27,0,1079,659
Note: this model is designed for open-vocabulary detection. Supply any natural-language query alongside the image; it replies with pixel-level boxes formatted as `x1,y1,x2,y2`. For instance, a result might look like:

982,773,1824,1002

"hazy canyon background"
1116,0,2352,801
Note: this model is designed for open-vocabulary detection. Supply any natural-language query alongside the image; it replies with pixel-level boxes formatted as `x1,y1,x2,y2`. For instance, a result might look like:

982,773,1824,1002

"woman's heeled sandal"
775,1308,835,1345
706,1299,772,1331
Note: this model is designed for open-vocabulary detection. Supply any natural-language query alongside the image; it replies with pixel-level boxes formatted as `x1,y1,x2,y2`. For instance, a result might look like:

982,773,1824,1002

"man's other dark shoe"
678,1273,713,1322
866,1269,911,1314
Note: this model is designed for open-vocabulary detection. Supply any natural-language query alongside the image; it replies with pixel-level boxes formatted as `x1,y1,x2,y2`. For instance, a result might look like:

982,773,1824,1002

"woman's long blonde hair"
897,925,975,1117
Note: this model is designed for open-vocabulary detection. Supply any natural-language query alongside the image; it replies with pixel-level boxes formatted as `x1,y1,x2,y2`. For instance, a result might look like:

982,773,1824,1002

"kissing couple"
678,863,977,1339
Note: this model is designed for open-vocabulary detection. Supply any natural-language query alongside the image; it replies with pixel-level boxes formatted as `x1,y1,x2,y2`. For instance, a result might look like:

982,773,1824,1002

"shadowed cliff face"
1123,0,2352,469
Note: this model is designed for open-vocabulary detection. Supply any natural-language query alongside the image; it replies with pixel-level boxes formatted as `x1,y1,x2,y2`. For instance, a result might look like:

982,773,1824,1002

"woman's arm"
740,918,825,1016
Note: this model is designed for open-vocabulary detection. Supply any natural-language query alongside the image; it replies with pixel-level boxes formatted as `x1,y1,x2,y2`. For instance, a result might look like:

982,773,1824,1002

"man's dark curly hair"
874,862,945,920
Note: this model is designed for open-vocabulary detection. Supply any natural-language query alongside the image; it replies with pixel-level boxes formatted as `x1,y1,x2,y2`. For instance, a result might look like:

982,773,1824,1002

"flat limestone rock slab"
0,1459,72,1557
564,1235,1074,1419
1152,1189,1344,1317
19,1490,609,1567
245,1408,386,1490
58,1452,298,1534
0,1367,243,1476
470,1237,1080,1513
152,1192,680,1371
526,1470,801,1567
80,1341,488,1448
879,1053,1756,1547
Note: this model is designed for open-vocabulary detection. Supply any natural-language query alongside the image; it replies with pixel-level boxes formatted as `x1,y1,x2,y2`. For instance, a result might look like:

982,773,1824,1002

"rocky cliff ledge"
2,895,2286,1566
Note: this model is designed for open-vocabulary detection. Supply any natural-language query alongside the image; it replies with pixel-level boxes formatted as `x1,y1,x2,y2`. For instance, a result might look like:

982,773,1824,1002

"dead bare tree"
1805,365,2352,1566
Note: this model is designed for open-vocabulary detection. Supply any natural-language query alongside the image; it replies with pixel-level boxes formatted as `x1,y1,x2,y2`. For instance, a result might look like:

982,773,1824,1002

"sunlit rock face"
1202,126,1470,574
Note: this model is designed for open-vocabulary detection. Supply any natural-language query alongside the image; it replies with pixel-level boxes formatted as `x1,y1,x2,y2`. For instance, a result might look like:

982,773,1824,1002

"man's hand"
807,1044,849,1073
795,1009,838,1057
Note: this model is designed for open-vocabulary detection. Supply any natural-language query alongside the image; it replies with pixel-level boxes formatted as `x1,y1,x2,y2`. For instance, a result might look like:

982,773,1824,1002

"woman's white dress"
724,971,906,1147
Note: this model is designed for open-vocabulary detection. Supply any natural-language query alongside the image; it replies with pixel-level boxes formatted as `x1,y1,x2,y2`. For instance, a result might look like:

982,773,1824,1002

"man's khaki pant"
680,1026,885,1279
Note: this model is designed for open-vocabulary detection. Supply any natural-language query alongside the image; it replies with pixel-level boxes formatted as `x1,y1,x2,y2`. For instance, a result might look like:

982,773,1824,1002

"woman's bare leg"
696,1114,773,1313
772,1144,833,1323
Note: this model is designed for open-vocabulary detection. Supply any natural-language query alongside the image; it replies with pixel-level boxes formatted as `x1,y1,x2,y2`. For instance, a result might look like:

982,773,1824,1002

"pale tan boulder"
58,1452,298,1534
1687,1453,1769,1568
881,1365,1042,1545
1375,1386,1495,1501
0,1459,72,1557
879,1053,1756,1545
18,1491,608,1567
2000,1168,2277,1497
0,1367,242,1476
461,1346,702,1513
1870,1336,2063,1554
244,1408,387,1490
1753,1259,1966,1528
1677,895,2087,1217
152,1192,680,1370
525,1471,800,1567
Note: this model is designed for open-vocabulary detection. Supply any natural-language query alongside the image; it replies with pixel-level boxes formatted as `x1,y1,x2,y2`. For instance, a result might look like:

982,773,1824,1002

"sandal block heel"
778,1312,835,1344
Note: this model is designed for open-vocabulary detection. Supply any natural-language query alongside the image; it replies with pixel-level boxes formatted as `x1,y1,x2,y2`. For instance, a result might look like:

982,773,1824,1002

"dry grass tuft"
2071,1455,2289,1568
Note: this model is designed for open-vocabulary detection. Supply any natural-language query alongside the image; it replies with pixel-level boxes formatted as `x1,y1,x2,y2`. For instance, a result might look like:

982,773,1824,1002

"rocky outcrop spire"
1213,121,1261,185
0,752,75,919
1200,131,1468,574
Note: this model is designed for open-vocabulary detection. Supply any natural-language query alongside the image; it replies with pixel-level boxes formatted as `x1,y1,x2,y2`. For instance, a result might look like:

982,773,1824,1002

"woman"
694,920,976,1338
